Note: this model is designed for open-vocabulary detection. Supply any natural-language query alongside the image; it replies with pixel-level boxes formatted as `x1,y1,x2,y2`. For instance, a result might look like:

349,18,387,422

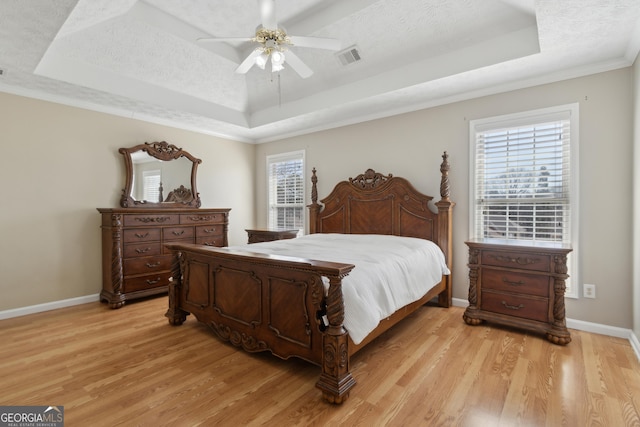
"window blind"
143,170,161,203
474,114,571,243
267,152,305,231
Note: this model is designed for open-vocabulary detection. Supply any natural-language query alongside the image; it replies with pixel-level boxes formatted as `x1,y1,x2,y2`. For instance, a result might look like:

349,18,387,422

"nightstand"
463,238,572,345
245,229,298,244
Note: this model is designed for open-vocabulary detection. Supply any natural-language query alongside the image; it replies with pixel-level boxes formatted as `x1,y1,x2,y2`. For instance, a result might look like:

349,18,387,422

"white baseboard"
629,330,640,362
0,294,100,320
452,297,640,362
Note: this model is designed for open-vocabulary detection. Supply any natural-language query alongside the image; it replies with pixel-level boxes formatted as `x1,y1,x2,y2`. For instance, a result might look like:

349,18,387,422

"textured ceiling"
1,0,639,143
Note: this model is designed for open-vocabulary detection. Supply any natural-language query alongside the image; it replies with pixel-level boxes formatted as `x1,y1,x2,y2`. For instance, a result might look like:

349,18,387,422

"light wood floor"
1,297,639,427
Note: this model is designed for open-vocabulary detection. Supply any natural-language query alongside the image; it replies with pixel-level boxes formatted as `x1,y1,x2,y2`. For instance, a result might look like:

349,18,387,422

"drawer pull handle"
135,247,151,254
501,301,524,310
203,227,216,233
146,262,161,268
172,230,185,236
204,241,216,246
134,232,149,238
187,215,216,222
491,254,538,266
502,278,525,286
146,277,162,285
135,216,171,223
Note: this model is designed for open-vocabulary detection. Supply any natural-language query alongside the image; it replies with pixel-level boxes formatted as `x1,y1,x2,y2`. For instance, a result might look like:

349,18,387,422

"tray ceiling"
1,0,639,142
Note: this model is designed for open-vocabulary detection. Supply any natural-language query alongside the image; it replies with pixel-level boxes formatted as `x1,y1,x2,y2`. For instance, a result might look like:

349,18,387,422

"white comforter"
225,233,450,345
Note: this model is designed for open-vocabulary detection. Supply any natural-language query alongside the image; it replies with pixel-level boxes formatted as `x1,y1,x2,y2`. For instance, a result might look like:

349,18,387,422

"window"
267,151,305,233
470,104,579,297
142,169,161,202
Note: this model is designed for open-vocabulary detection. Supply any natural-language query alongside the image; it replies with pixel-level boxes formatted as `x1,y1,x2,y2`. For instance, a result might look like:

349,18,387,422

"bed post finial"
435,151,454,307
440,151,450,201
308,168,321,234
311,167,318,205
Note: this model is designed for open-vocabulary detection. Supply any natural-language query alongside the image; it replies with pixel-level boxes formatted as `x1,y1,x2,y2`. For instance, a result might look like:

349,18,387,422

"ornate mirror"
119,141,201,208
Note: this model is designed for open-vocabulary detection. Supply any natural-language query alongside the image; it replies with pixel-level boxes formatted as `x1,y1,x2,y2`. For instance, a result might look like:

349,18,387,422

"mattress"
225,233,450,345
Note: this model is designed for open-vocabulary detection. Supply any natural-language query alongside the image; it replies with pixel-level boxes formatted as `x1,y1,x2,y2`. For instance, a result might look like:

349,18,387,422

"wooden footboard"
164,243,357,403
165,153,454,404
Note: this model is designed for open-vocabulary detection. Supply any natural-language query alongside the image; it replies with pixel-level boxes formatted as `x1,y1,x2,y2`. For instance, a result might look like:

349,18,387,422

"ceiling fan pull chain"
278,73,282,108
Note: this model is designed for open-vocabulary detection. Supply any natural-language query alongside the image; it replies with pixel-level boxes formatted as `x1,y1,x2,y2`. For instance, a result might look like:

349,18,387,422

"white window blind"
143,170,161,202
267,151,305,232
474,117,570,242
470,104,579,297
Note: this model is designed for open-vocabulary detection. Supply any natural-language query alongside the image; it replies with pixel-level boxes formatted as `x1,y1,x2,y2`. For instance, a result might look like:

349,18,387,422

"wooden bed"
165,152,454,404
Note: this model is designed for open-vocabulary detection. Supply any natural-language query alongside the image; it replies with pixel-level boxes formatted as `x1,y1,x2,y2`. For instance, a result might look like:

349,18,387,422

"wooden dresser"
98,208,230,308
245,229,298,243
463,239,572,344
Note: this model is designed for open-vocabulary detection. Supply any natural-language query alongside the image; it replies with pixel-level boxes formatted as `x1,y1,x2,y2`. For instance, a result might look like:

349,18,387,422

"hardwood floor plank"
1,297,639,426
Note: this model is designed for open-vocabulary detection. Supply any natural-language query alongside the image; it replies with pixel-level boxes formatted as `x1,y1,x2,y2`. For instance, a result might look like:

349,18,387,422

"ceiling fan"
198,0,342,78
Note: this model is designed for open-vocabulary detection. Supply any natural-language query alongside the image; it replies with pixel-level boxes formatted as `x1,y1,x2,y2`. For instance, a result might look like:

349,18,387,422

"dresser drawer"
481,290,549,322
181,213,226,224
162,239,194,254
123,228,161,243
123,255,172,276
124,242,162,258
123,272,172,293
482,268,550,297
196,236,224,247
196,225,222,237
163,226,195,241
481,250,550,272
99,208,229,308
124,214,179,227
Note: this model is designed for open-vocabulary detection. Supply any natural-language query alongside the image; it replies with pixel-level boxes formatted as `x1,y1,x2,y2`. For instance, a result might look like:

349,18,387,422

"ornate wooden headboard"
308,152,454,267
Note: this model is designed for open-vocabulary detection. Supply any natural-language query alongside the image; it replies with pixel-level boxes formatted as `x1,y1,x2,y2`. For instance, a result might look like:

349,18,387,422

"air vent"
336,46,362,66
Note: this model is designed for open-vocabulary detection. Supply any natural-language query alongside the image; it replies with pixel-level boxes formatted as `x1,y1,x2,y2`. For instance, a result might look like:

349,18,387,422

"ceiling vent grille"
336,46,362,66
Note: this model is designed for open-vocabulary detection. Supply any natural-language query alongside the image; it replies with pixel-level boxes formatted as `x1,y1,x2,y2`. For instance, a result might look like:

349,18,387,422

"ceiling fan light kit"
252,28,289,72
198,0,342,79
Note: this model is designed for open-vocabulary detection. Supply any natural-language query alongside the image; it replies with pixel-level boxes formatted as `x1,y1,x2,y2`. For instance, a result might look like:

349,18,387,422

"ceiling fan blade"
284,51,313,79
289,36,341,51
259,0,277,29
197,37,252,43
235,49,262,74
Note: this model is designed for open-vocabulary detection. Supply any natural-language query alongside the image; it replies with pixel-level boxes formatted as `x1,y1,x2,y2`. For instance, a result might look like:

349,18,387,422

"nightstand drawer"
482,268,550,297
481,291,549,322
481,250,550,272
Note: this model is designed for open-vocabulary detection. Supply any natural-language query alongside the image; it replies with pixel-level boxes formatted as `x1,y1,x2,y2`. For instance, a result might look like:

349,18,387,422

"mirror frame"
119,141,202,208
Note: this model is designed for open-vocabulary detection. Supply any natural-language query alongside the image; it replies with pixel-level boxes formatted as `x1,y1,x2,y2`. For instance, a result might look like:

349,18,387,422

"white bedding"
225,233,450,345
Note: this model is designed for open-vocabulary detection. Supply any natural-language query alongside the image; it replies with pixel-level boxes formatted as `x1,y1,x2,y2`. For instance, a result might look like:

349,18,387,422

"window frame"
469,104,580,297
266,150,306,234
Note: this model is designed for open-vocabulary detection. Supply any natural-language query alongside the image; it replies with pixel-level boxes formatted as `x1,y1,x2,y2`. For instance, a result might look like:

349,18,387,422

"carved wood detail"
98,208,229,308
348,169,392,189
463,240,572,345
119,141,202,209
165,152,453,404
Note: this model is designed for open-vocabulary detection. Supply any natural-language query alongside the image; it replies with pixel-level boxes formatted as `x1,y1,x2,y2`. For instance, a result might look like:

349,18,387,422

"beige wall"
1,67,636,330
256,68,635,328
0,92,255,311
